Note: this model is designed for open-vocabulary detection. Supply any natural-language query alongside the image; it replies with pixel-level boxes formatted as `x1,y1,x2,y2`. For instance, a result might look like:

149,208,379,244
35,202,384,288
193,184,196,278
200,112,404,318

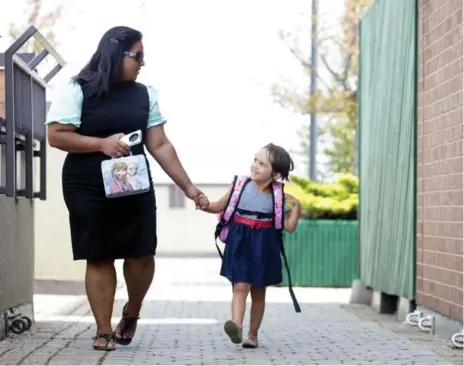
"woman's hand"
186,185,209,210
100,133,131,157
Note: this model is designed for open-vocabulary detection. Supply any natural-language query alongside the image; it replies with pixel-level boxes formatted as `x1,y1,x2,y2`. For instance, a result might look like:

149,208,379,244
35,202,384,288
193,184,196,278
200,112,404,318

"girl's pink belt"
234,215,273,229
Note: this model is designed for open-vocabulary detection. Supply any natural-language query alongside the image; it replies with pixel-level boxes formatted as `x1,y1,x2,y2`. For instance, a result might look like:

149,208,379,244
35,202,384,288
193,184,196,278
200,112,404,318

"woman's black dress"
62,81,157,261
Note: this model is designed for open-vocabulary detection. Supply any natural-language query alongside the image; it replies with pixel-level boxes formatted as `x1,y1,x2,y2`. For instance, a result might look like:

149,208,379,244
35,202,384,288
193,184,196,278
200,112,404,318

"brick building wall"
417,0,463,321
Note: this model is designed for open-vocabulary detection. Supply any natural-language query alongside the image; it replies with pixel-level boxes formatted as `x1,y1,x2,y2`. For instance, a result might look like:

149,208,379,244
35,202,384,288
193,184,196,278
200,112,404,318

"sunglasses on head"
124,51,144,63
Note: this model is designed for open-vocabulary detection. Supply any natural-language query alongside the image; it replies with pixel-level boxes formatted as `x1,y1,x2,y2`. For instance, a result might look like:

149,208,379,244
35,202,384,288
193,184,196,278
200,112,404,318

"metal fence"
0,26,66,199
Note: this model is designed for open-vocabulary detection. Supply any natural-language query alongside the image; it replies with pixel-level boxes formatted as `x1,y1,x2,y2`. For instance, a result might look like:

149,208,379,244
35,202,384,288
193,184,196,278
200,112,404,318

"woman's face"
122,41,145,81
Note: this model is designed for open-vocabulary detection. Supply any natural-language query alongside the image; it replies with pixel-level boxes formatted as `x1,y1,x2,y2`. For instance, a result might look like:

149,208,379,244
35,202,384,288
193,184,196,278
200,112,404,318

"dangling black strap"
274,182,301,313
215,238,224,259
279,236,301,313
214,224,224,259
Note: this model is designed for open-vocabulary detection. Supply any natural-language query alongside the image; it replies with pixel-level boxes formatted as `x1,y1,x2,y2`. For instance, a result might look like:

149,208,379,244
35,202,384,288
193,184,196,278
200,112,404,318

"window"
169,184,185,208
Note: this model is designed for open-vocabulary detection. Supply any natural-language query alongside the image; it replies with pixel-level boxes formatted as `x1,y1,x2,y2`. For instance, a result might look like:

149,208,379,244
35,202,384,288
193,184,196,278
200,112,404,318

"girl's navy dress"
220,181,286,286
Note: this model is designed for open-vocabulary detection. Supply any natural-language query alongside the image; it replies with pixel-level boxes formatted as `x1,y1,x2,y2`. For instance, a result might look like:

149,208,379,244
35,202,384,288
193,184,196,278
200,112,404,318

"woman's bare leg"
114,255,155,342
86,260,117,349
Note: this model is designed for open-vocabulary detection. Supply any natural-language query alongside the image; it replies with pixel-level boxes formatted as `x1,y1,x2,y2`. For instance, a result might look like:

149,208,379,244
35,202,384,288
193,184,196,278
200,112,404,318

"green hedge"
284,174,358,220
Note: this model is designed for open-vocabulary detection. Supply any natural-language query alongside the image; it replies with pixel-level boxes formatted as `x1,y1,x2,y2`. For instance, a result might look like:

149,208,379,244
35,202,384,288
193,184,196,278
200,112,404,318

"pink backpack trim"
216,175,284,243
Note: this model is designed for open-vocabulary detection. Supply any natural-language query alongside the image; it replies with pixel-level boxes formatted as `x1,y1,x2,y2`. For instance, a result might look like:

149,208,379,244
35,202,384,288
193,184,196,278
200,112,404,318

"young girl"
200,143,300,348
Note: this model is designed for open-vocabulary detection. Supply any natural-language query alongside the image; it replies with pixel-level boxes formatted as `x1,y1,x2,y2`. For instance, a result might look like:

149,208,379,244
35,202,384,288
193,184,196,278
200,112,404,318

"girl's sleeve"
45,80,83,127
146,85,167,129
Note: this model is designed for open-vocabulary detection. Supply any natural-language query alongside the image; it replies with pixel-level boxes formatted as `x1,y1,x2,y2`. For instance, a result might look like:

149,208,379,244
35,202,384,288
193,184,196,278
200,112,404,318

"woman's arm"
144,85,207,208
47,123,129,156
145,124,195,195
47,123,103,153
46,81,130,156
145,85,195,192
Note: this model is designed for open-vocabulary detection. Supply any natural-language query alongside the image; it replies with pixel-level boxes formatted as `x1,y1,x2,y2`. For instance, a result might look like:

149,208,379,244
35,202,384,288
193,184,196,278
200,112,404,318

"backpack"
214,175,301,313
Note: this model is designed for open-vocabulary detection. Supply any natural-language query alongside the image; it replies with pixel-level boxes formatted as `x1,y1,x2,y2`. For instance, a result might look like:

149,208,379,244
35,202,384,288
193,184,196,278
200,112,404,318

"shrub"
284,173,358,220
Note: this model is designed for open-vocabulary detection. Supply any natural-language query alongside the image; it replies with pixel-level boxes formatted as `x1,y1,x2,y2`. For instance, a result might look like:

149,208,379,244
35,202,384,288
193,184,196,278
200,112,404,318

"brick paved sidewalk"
0,258,460,365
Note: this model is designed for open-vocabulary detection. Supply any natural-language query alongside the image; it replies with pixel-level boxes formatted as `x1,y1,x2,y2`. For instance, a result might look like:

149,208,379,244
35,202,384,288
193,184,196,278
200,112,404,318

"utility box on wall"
0,26,66,338
0,66,35,337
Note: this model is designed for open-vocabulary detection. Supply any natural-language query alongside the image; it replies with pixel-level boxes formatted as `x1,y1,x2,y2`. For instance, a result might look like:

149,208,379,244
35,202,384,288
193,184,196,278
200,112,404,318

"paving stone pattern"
0,258,459,365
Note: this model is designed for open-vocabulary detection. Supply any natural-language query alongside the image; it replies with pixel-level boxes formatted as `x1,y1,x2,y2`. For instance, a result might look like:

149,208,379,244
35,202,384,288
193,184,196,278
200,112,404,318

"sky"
0,0,346,184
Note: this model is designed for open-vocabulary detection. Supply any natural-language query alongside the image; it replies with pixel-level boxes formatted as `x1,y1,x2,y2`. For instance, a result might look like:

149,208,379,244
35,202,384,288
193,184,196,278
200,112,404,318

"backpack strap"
221,175,249,225
214,175,250,259
271,181,301,313
271,181,284,230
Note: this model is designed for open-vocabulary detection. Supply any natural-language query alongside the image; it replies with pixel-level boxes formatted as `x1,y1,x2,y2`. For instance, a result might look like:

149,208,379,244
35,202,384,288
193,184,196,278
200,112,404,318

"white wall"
154,184,229,255
35,148,86,281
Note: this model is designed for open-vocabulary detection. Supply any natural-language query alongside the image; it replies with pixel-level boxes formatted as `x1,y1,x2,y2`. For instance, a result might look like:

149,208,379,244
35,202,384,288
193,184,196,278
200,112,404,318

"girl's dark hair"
264,143,294,181
73,26,142,98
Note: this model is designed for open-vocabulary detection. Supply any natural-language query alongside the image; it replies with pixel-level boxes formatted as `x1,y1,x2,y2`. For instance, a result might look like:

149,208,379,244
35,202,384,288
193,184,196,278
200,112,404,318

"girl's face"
122,41,145,81
250,148,273,182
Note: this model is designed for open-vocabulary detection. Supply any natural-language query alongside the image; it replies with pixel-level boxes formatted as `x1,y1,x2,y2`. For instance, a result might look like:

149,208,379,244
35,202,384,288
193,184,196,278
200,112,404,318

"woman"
46,26,208,351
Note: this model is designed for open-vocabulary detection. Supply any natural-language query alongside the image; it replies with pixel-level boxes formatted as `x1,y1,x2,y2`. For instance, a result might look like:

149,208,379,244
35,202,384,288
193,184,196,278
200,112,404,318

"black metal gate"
0,26,66,199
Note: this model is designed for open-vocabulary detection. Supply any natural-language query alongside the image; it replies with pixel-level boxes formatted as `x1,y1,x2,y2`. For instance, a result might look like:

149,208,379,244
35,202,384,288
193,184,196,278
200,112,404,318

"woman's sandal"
114,303,140,346
92,333,115,351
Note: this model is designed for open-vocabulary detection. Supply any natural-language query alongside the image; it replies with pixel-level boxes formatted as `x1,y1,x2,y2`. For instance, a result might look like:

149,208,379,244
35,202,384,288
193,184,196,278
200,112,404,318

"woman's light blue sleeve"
45,80,83,127
146,85,167,129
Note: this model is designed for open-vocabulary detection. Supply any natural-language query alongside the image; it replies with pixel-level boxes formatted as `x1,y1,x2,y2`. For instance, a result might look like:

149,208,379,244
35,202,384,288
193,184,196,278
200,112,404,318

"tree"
6,0,65,53
5,0,147,53
271,0,371,176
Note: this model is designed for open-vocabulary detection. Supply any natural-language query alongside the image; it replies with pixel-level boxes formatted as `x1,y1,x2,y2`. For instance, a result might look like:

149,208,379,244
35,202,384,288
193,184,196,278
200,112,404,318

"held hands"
100,133,130,158
198,194,210,210
185,185,210,210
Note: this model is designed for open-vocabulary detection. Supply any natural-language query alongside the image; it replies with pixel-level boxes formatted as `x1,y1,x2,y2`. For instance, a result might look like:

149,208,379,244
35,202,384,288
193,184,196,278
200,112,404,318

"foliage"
7,0,65,53
285,173,358,220
272,0,372,176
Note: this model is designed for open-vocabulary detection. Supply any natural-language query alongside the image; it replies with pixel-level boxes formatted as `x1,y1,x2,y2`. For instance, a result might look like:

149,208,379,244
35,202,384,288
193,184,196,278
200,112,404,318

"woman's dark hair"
73,26,142,98
264,143,294,181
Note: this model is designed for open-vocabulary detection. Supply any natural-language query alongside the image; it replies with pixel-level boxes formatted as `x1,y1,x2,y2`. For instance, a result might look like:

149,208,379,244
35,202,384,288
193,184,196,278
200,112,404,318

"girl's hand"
285,193,300,207
198,194,210,210
185,185,209,210
284,193,301,232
